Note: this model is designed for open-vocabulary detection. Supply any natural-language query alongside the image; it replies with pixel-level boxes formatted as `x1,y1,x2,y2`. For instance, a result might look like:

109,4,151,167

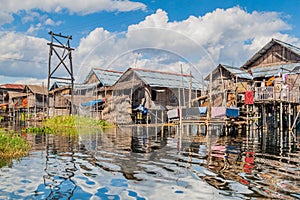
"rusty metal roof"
0,84,25,90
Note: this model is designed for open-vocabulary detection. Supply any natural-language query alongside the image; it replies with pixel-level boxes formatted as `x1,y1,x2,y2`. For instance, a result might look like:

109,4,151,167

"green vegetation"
0,115,112,161
44,115,114,128
0,129,31,159
23,126,52,134
24,115,114,134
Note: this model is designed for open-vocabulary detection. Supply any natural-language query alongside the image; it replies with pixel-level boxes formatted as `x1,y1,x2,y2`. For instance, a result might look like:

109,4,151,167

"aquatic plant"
43,115,114,129
24,115,114,135
0,131,31,159
23,126,52,134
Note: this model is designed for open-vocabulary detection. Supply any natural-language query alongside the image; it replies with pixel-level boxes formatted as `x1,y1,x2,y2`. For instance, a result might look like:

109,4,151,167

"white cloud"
0,0,146,25
15,78,48,85
26,23,42,33
1,6,300,84
45,18,62,26
74,7,298,82
21,11,41,23
0,31,48,79
0,11,13,25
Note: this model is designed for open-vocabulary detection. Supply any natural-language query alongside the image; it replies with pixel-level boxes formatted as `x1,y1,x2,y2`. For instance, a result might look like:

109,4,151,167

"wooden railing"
254,86,300,103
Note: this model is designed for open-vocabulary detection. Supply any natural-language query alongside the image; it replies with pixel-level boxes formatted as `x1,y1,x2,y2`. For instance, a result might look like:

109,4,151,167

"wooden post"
189,71,192,108
288,102,291,132
219,67,226,107
280,101,283,135
246,104,249,135
262,104,267,133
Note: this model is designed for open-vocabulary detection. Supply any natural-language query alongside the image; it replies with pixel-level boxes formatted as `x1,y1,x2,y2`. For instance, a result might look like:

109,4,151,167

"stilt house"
0,84,25,119
240,38,300,133
83,68,123,99
48,68,123,117
205,64,252,107
11,84,47,120
103,67,202,124
48,81,72,116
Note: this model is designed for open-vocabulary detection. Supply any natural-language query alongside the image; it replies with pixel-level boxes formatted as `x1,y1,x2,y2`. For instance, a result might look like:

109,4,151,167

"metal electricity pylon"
47,31,75,115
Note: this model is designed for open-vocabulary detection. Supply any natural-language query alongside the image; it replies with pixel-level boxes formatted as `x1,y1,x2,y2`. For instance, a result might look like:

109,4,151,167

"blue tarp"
226,107,239,117
81,99,103,107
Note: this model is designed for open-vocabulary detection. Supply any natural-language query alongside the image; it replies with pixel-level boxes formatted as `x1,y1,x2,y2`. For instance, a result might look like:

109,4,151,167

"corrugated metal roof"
132,68,201,90
242,38,300,69
25,85,48,95
251,63,300,78
204,64,252,80
221,64,252,79
91,68,123,86
274,39,300,56
54,82,70,88
49,81,70,91
0,84,25,90
74,82,99,90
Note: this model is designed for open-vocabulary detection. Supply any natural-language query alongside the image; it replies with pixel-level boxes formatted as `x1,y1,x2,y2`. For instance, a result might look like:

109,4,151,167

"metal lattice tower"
47,31,75,115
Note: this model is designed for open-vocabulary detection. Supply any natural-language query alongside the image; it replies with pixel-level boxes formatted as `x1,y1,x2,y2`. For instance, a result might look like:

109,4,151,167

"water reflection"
0,124,299,199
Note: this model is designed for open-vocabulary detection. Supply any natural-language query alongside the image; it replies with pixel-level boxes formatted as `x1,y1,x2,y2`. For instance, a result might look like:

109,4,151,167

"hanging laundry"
245,91,254,105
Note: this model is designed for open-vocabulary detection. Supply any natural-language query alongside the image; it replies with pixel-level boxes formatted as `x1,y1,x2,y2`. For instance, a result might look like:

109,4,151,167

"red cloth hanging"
245,91,254,105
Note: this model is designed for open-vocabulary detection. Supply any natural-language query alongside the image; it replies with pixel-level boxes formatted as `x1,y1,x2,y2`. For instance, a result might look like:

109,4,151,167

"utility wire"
0,56,47,64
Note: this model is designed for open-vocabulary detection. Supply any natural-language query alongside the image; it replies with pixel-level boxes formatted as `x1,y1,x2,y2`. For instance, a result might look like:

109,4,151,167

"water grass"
44,115,113,128
0,130,31,159
24,115,114,134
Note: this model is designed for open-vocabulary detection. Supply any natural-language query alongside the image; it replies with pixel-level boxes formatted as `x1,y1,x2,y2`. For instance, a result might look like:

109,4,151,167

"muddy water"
0,125,299,199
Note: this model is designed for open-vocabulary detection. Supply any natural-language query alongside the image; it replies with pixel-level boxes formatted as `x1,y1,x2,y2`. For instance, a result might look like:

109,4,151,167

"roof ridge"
132,67,192,77
93,68,123,74
273,38,300,52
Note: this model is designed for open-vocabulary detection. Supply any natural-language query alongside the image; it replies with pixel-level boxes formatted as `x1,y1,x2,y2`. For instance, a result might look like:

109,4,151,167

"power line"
0,56,47,64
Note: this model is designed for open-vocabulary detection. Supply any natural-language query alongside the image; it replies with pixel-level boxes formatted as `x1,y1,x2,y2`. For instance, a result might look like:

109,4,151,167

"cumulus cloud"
1,6,299,84
0,0,146,25
0,31,48,79
45,18,62,26
27,23,42,33
74,7,298,82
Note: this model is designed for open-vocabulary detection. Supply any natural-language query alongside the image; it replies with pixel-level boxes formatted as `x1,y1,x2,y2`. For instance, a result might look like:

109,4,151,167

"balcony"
254,86,300,103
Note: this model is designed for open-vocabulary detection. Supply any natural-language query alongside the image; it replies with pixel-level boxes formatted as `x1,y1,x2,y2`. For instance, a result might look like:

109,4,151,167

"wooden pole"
280,101,283,135
219,66,225,107
246,104,249,135
262,104,267,133
189,71,192,108
288,102,291,132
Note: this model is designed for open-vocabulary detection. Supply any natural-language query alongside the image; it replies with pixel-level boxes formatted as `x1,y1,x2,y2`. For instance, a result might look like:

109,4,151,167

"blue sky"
1,0,300,84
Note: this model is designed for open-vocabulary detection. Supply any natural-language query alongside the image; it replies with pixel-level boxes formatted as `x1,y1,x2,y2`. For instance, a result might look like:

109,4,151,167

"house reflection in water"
21,123,299,198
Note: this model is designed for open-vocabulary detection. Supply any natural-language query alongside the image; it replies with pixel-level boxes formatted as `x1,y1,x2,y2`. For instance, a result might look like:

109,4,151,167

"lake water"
0,124,299,199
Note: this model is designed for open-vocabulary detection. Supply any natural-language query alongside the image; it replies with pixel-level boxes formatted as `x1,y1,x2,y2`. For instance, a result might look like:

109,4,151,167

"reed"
0,130,31,159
